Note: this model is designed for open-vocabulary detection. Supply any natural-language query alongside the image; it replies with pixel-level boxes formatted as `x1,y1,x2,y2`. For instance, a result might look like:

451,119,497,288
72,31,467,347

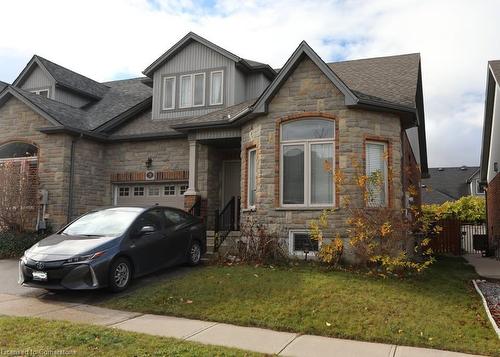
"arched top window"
280,118,335,207
281,118,334,141
0,142,38,160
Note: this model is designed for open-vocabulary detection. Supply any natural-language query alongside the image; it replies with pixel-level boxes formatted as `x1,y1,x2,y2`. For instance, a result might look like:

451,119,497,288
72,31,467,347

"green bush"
0,231,49,259
422,196,486,223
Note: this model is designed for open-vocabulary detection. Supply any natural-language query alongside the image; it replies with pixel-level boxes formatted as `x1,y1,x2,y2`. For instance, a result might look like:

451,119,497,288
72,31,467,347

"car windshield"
62,209,143,237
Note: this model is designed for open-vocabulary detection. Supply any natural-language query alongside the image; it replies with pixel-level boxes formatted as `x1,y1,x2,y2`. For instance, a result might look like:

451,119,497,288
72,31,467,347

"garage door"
114,183,188,210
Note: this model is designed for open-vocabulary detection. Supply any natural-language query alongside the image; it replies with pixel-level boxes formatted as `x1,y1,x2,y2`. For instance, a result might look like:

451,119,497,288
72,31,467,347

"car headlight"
64,251,106,264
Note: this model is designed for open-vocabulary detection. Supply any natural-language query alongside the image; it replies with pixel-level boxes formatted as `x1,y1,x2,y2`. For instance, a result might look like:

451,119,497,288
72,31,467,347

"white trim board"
473,279,500,338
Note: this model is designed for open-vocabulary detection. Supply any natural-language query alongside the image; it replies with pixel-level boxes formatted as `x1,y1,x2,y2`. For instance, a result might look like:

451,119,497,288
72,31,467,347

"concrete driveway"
0,258,194,304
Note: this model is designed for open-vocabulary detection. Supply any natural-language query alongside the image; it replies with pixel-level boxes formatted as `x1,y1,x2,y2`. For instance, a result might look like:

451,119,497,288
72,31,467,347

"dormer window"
31,89,49,98
180,73,205,108
210,70,223,105
162,76,176,110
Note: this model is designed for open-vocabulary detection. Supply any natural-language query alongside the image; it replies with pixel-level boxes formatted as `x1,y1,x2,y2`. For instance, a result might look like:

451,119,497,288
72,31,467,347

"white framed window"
134,186,145,197
164,185,175,196
31,89,49,98
210,70,223,105
148,186,160,196
365,141,388,207
288,230,319,255
179,184,188,195
280,119,335,207
119,187,130,197
193,73,205,107
162,76,175,110
179,73,205,108
247,148,257,208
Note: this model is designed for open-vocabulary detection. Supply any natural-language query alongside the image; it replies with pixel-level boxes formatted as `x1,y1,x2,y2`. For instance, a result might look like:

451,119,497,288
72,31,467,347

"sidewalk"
0,293,484,357
464,254,500,279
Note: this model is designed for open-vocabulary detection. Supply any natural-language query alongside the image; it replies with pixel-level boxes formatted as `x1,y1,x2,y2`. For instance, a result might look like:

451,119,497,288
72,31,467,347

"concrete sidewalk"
0,293,484,357
464,254,500,280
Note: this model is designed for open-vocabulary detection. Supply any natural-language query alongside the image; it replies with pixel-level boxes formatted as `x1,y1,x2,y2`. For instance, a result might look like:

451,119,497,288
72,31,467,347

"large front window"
280,119,334,207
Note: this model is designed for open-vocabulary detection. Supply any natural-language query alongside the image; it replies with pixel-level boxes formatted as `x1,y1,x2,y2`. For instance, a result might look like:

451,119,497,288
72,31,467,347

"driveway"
0,258,195,304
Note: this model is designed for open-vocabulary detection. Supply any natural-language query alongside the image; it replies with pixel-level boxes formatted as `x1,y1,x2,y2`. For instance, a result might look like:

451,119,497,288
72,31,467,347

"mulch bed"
476,280,500,328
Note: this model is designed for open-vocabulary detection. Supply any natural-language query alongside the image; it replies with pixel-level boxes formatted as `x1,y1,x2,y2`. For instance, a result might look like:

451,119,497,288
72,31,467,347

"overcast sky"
1,0,499,167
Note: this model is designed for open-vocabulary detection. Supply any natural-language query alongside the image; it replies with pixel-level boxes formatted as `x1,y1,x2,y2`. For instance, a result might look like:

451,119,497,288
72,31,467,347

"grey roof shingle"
329,53,420,108
85,78,152,129
0,81,7,92
36,56,109,99
174,99,255,128
421,166,479,204
11,78,152,132
13,87,90,129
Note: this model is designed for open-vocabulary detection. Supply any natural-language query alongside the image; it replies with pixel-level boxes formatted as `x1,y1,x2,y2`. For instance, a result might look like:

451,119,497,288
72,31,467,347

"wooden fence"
429,219,487,256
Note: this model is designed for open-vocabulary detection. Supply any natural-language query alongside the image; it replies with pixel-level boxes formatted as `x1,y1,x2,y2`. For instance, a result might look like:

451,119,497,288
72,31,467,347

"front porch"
183,129,243,251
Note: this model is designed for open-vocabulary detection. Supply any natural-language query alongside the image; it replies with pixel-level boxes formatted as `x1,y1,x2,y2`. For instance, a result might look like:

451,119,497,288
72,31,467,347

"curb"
472,279,500,339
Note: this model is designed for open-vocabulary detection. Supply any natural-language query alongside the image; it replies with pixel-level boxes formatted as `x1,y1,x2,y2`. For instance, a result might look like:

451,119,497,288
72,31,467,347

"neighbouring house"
421,166,483,204
0,32,428,260
481,60,500,251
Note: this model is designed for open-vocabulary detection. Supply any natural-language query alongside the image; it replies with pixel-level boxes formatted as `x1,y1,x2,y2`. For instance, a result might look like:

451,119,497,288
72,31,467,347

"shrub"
309,156,434,276
422,196,486,223
236,214,287,264
0,231,48,259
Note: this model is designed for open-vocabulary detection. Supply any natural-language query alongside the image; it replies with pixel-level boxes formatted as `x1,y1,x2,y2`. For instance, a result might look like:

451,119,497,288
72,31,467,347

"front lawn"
0,316,258,356
103,257,500,356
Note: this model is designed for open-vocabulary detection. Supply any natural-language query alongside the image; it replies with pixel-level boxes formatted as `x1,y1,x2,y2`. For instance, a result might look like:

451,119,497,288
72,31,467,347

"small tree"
0,161,39,232
310,155,434,275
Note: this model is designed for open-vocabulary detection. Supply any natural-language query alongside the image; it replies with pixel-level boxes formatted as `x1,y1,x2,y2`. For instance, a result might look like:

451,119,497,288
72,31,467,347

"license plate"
32,271,47,281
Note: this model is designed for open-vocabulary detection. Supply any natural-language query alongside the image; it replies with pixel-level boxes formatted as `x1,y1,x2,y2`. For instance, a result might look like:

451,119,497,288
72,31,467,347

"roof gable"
0,87,63,127
143,32,240,77
143,32,276,79
252,41,358,114
13,55,108,99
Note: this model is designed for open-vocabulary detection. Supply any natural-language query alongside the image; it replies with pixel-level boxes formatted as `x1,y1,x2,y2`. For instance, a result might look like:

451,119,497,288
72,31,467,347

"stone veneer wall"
71,138,109,219
240,57,404,262
0,97,72,229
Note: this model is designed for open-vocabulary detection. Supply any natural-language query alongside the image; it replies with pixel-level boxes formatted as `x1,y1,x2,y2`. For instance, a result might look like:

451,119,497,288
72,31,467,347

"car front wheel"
187,241,202,266
108,257,132,292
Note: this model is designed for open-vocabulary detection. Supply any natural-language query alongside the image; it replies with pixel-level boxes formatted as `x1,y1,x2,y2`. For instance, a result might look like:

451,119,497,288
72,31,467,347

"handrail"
214,196,236,252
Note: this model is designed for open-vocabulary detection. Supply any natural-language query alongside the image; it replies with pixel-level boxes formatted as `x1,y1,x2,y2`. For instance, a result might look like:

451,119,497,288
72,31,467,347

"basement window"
289,231,319,255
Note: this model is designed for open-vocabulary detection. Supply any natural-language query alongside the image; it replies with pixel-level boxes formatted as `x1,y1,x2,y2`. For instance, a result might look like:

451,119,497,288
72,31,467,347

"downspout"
67,133,82,223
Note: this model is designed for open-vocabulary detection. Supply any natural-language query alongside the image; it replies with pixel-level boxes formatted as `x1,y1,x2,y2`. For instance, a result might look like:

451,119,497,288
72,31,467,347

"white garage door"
114,182,188,210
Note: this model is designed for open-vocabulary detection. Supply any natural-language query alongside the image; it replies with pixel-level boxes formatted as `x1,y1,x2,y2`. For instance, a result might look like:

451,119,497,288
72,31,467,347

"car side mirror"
138,225,156,236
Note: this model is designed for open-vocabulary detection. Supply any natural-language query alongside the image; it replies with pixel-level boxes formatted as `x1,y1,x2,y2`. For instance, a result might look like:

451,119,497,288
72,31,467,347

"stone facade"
240,57,405,262
0,97,72,228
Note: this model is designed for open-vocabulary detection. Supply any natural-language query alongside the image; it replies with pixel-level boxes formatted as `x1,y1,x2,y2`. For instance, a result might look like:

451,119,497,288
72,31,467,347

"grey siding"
234,68,246,104
20,65,54,97
152,41,236,120
246,73,270,100
54,88,91,108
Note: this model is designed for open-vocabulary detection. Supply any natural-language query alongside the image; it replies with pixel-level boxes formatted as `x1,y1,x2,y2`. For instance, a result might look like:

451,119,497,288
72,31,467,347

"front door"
222,160,241,209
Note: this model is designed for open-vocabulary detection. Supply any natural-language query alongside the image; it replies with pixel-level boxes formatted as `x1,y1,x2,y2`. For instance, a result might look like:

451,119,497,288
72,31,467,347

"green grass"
103,257,500,356
0,316,259,356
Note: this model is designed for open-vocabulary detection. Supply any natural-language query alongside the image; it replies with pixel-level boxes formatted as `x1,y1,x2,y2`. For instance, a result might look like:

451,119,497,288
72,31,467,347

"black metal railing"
214,196,237,252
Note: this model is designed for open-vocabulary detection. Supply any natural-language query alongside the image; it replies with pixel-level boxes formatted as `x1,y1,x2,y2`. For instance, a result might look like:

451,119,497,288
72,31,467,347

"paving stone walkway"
0,293,484,357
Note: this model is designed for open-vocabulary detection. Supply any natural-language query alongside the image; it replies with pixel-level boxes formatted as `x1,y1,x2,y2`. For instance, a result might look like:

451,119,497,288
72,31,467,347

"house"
421,166,483,204
0,32,428,259
480,60,500,251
